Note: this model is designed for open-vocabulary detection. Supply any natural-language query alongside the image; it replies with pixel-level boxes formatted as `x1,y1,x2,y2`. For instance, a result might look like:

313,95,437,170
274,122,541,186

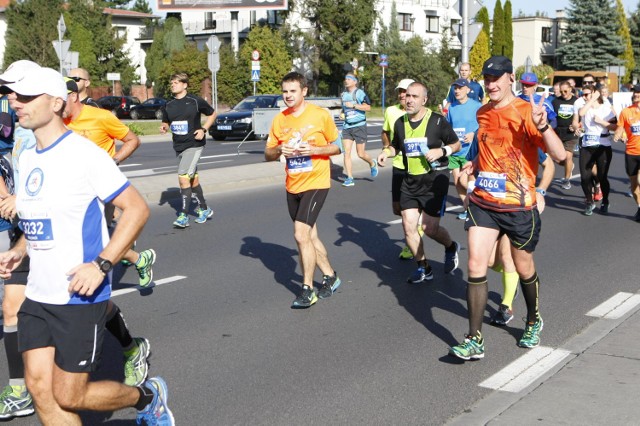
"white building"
0,1,158,84
510,10,568,69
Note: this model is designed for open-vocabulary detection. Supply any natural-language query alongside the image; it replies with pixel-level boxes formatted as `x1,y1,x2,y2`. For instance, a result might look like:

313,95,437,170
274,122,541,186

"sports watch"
94,256,113,274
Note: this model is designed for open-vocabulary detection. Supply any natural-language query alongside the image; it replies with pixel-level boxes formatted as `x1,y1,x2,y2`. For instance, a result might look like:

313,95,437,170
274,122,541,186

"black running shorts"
625,153,640,177
18,299,108,373
464,202,541,252
286,189,329,226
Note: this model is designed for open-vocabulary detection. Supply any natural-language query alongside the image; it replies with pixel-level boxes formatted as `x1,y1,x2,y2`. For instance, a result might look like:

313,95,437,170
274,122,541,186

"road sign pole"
382,67,386,115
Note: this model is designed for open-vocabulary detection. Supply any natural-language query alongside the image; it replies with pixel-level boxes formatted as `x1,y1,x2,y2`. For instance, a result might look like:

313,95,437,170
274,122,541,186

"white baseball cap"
0,60,41,84
395,79,415,91
4,67,67,101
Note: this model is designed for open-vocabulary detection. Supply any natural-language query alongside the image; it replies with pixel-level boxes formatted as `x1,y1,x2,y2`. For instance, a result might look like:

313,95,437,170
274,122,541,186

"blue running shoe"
318,272,341,299
342,177,354,187
449,333,485,361
195,207,213,224
457,211,467,220
136,377,174,426
370,160,379,178
172,213,189,228
407,265,434,284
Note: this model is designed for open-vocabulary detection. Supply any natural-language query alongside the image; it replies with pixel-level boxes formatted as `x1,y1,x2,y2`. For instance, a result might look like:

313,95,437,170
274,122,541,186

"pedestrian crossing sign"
251,70,260,82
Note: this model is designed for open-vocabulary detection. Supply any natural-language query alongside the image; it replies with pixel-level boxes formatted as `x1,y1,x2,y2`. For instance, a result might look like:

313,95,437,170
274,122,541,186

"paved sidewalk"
128,145,384,204
448,298,640,425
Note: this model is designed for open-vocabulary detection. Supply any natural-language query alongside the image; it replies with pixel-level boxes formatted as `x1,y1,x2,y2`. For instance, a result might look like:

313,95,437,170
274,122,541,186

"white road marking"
111,275,187,297
118,163,142,167
479,346,571,392
586,292,640,319
123,160,232,177
200,153,248,159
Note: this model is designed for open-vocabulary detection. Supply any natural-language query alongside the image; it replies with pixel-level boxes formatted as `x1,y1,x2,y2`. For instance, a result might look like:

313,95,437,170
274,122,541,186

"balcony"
181,19,253,36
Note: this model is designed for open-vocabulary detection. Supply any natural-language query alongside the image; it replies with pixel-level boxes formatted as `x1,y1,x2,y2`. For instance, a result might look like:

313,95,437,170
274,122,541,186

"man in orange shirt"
613,84,640,222
265,72,342,308
449,56,566,361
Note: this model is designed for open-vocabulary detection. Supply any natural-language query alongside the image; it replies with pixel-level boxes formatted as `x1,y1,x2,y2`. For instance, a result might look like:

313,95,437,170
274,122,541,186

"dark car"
96,95,141,119
209,95,281,141
129,97,167,120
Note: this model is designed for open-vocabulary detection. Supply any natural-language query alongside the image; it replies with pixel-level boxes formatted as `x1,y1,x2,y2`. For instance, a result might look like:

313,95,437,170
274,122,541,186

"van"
548,71,618,92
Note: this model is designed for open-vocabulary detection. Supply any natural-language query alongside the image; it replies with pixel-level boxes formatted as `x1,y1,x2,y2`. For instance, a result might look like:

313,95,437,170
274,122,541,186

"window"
398,13,412,32
541,27,551,43
425,15,439,33
204,12,216,30
114,26,127,39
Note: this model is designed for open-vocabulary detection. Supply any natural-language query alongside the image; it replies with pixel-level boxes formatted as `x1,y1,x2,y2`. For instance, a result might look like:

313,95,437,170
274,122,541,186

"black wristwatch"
94,256,113,274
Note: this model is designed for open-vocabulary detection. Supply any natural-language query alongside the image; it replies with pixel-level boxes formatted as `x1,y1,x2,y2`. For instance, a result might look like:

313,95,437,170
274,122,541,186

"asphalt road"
120,122,384,179
2,142,639,425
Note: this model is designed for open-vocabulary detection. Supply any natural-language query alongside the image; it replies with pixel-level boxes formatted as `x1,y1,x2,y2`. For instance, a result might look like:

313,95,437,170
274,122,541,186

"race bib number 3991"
403,137,428,157
21,218,54,249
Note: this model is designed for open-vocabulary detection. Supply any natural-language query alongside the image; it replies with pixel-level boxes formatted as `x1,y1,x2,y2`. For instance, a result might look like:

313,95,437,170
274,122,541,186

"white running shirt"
16,130,129,305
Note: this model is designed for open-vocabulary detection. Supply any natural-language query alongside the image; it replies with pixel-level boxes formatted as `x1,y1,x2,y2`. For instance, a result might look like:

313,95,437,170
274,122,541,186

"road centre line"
123,160,232,178
118,163,141,168
479,346,571,393
586,292,640,319
111,275,187,297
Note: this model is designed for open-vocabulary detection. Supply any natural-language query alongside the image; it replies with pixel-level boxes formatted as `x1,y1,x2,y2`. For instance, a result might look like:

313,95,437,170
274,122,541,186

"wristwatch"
535,188,546,196
94,256,113,274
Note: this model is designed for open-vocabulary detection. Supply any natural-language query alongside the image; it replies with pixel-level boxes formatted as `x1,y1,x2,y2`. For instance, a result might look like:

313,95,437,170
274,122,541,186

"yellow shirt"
383,104,407,169
64,105,130,157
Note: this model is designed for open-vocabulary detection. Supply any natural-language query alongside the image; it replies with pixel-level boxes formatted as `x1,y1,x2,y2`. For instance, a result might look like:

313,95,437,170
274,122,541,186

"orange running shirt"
618,105,640,156
267,103,339,194
469,97,545,212
64,105,130,157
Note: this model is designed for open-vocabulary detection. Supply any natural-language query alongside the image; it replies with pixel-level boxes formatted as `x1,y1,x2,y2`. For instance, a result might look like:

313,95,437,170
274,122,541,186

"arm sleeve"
196,96,215,116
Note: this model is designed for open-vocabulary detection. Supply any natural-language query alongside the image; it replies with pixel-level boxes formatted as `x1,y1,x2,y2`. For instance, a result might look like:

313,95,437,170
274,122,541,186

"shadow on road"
239,236,301,295
333,212,469,348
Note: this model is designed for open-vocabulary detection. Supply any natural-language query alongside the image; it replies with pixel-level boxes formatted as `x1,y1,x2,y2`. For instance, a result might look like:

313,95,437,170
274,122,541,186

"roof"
103,8,159,19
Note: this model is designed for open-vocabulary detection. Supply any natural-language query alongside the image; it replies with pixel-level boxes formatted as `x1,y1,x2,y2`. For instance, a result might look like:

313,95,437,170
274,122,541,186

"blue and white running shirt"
16,130,129,305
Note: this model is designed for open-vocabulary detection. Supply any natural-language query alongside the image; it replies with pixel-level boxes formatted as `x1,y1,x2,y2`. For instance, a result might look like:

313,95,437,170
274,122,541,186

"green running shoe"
518,317,544,348
136,249,156,288
124,337,151,387
173,213,189,228
449,333,485,361
0,384,34,419
398,246,414,260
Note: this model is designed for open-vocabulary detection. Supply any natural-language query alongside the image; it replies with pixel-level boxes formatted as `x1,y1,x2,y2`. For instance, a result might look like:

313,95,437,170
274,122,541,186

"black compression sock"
180,187,192,213
3,326,24,380
105,305,134,349
192,184,208,210
135,384,154,409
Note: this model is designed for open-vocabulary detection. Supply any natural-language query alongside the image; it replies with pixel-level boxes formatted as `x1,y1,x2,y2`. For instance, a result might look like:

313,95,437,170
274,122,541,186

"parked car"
209,95,281,141
130,97,167,120
96,95,141,119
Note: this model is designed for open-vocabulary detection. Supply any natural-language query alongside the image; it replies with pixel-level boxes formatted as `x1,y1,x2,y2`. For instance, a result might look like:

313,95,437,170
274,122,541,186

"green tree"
616,0,635,83
158,44,209,97
630,1,640,80
515,64,554,83
130,0,152,14
104,0,129,8
238,25,292,95
300,0,376,95
503,1,513,60
491,0,505,56
3,0,64,69
65,0,136,89
144,17,185,91
217,44,246,106
438,27,458,84
476,7,490,40
556,0,624,70
469,29,491,81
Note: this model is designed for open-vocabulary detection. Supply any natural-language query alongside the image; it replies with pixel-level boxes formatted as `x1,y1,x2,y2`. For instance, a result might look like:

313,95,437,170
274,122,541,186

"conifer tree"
503,1,513,60
630,1,640,79
556,0,624,70
491,0,505,56
476,7,490,40
469,30,491,81
616,0,635,83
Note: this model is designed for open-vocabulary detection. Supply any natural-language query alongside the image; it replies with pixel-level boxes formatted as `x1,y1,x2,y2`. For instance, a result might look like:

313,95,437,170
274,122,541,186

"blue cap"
452,78,469,88
520,72,538,85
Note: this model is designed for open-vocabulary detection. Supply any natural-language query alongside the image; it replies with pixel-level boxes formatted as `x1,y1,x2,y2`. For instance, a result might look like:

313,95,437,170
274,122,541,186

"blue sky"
481,0,638,16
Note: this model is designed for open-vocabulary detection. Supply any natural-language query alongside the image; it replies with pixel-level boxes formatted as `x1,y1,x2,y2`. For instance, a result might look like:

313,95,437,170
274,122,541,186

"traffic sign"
251,61,260,70
251,49,260,61
379,53,388,68
52,40,70,62
57,14,66,40
251,70,260,82
208,52,220,73
107,73,121,81
206,35,221,54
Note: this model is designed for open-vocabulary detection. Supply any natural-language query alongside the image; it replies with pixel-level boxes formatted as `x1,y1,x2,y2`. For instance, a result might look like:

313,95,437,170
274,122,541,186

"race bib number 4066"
476,171,507,199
